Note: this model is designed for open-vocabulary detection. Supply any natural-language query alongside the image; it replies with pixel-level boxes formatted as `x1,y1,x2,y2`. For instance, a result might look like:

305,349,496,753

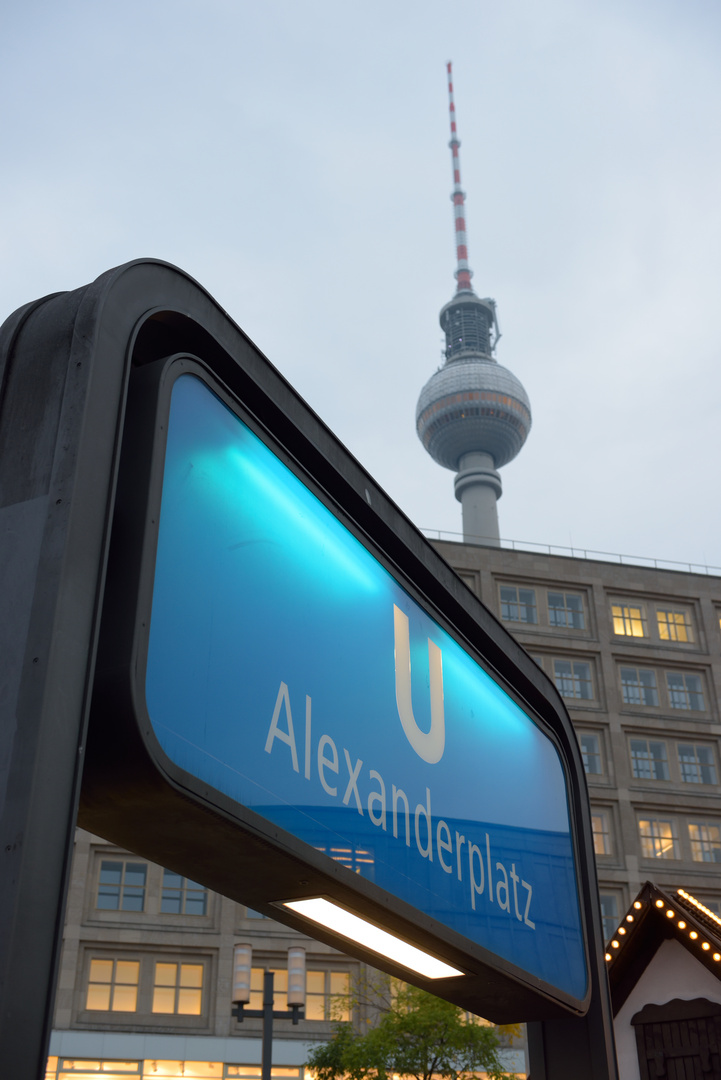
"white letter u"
393,605,445,764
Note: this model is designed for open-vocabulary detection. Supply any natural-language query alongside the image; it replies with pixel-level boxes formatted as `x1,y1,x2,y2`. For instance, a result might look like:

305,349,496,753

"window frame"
552,657,594,702
611,602,648,639
678,743,718,785
578,731,603,776
688,821,721,864
245,964,353,1023
620,666,659,708
599,892,623,943
499,584,538,625
95,858,148,913
591,809,613,856
160,869,209,916
666,671,706,712
656,607,695,644
629,738,669,782
80,949,211,1026
305,968,352,1022
618,666,709,716
637,816,680,860
85,956,141,1013
151,959,204,1016
547,590,586,631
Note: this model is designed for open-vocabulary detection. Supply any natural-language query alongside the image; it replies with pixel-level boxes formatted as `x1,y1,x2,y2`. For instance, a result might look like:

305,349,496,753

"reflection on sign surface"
145,374,587,999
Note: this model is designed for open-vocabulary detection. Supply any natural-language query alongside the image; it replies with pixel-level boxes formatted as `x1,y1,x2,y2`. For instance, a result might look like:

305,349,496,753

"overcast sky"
2,0,720,570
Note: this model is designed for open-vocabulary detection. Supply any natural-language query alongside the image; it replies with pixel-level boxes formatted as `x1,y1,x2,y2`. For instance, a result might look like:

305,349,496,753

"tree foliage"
306,978,515,1080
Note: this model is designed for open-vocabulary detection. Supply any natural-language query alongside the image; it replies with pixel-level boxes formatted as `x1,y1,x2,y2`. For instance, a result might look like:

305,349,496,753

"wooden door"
632,998,721,1078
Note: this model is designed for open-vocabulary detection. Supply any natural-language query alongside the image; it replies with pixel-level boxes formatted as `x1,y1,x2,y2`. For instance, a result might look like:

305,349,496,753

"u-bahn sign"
134,365,586,1005
0,261,617,1079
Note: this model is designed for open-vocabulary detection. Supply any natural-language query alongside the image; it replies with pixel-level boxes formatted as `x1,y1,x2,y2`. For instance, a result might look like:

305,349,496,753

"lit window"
313,843,374,872
250,967,288,1011
579,733,602,775
657,609,693,643
678,744,718,785
49,1061,142,1078
160,870,208,915
500,586,537,624
592,812,612,855
553,659,593,700
638,818,679,859
96,861,147,912
689,822,721,863
666,672,705,711
152,961,203,1015
620,667,658,707
630,739,669,781
548,592,585,630
86,957,139,1011
611,604,647,638
599,894,619,942
306,970,351,1021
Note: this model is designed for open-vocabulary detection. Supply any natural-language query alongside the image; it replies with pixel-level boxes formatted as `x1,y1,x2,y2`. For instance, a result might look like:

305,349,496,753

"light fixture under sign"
282,898,464,980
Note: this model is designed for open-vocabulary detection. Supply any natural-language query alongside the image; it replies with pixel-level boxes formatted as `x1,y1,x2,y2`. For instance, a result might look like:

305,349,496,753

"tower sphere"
416,356,531,472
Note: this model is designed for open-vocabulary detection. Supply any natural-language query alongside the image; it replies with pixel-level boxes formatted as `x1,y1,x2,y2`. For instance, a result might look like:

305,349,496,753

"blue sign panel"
144,373,587,1001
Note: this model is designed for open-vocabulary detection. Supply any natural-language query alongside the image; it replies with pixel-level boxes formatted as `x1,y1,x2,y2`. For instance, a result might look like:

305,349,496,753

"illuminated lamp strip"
283,898,463,980
678,888,721,930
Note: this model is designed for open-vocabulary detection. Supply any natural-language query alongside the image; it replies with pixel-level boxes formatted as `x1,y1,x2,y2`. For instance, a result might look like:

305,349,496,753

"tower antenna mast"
447,61,473,293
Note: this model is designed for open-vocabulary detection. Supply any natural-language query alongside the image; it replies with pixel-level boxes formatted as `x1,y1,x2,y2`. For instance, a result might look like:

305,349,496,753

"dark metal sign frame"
0,260,618,1079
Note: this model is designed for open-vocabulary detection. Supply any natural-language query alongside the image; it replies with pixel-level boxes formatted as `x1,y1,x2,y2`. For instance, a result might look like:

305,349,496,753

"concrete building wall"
433,541,721,928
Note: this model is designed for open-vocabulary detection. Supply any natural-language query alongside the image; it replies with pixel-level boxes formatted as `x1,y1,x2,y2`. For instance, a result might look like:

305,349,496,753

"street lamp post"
232,945,306,1080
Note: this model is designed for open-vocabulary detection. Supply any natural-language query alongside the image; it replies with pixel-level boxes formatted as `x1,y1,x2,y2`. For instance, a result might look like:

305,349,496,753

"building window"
250,967,288,1011
657,608,694,643
85,958,140,1011
96,860,147,912
152,961,204,1015
678,744,718,785
160,870,208,915
666,672,705,711
599,894,619,941
638,818,679,859
579,733,602,775
620,667,659,707
306,970,351,1021
47,1063,143,1080
553,659,593,700
500,586,537,624
548,592,585,630
457,572,478,594
630,739,669,781
592,812,612,855
611,603,647,638
689,822,721,863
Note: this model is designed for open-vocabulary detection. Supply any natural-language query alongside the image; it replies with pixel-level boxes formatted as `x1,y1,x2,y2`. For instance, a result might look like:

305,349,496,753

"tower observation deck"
416,63,531,546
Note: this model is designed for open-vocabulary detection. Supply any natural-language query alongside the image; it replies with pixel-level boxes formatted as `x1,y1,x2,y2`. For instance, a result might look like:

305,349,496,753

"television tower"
416,63,531,546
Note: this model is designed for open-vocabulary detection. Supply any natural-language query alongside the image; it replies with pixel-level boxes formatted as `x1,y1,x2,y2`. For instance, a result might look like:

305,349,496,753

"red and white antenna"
447,61,473,293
